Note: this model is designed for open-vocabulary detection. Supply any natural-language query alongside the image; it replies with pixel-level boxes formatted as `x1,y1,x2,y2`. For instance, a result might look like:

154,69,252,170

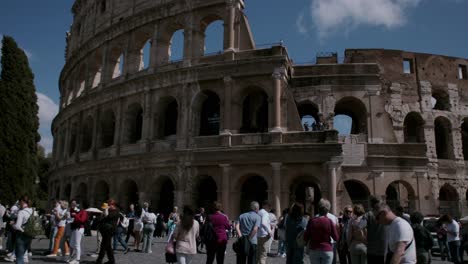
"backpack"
23,210,45,238
120,213,130,229
200,216,217,243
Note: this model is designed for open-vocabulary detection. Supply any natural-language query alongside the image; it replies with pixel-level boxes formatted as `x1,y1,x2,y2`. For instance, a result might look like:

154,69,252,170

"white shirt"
327,213,338,243
56,207,68,227
258,209,271,238
447,220,460,242
143,212,157,224
386,217,416,264
0,204,5,228
13,208,33,232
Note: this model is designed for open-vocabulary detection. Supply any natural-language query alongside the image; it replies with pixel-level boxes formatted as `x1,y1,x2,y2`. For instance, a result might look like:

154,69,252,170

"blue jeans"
309,250,334,264
142,224,155,253
113,226,127,250
449,240,461,264
15,233,32,264
438,239,452,260
277,239,286,255
48,226,58,252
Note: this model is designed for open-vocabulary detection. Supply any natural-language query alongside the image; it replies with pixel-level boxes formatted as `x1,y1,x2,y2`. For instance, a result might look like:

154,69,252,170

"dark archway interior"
344,180,370,207
126,104,143,144
81,117,94,152
292,181,321,215
200,91,220,136
122,180,139,210
462,121,468,160
385,181,415,210
65,184,72,201
95,181,109,206
155,179,174,216
241,91,268,133
163,100,178,137
404,112,425,143
76,183,88,207
432,90,451,111
101,111,115,148
439,185,458,201
334,97,367,135
196,177,218,208
69,123,78,156
240,176,268,213
434,117,452,159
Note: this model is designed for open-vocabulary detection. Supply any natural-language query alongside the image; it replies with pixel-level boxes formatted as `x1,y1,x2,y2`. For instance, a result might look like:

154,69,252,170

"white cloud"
296,13,308,35
37,92,59,154
309,0,422,38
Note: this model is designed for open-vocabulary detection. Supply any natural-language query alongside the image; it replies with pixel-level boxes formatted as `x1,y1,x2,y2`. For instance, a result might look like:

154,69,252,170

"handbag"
165,234,175,254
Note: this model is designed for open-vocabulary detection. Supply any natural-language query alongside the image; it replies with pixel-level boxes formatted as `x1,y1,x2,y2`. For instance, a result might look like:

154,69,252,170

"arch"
193,175,218,208
241,88,269,133
439,184,459,201
90,49,102,88
240,175,268,213
124,103,143,144
140,39,152,70
108,44,125,79
169,29,184,62
199,90,220,136
151,176,175,215
202,19,224,55
403,112,425,143
334,97,367,135
121,179,139,210
76,182,88,207
94,180,110,206
432,90,450,111
64,184,72,201
461,118,468,160
155,96,178,139
385,181,416,211
100,109,115,148
68,122,78,157
80,116,93,153
439,183,459,216
289,175,321,215
434,116,453,159
297,101,319,131
344,180,370,209
76,65,86,97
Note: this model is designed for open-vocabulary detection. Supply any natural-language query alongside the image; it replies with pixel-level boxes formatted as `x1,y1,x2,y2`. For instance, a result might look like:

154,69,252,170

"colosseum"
49,0,468,218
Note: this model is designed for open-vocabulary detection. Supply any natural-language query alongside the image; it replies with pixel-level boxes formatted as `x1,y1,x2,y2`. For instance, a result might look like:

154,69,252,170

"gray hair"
250,201,259,211
373,201,390,213
318,198,331,215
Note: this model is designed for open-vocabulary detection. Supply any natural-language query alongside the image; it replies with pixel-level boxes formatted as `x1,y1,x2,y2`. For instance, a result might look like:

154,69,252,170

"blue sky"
1,0,468,153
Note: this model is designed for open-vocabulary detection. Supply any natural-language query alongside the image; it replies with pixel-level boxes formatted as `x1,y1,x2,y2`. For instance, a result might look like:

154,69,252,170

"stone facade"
50,0,468,218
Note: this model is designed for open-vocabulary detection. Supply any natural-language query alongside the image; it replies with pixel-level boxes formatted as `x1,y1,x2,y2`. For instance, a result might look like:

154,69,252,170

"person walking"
276,208,288,258
46,201,60,254
410,212,433,264
304,199,339,264
47,200,70,257
257,201,272,264
125,204,136,244
142,210,156,253
173,206,200,264
68,200,88,264
365,196,387,263
0,201,6,251
267,209,277,255
374,202,416,264
112,208,129,253
441,214,461,264
155,213,166,238
347,204,367,264
96,200,120,264
436,220,451,261
337,205,352,264
133,206,144,252
205,202,230,264
284,203,307,264
12,196,33,264
195,207,206,253
236,201,261,264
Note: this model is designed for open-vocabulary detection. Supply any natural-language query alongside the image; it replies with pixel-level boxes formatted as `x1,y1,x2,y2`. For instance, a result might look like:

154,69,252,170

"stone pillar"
63,120,71,162
271,162,282,217
142,91,152,141
75,113,83,162
174,190,184,209
224,3,236,51
222,76,233,134
220,164,231,217
115,100,123,155
100,42,110,84
327,162,340,215
149,24,159,69
91,106,99,159
183,25,194,66
271,68,285,132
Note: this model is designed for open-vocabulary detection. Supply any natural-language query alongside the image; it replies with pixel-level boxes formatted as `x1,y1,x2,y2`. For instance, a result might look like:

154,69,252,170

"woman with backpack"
12,195,33,264
173,206,200,264
346,204,368,264
285,203,307,264
205,202,230,264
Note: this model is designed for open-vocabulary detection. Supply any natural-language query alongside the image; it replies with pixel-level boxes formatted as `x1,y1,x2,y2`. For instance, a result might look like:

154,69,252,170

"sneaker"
4,256,15,262
24,256,29,263
69,260,80,264
46,253,58,257
90,254,98,258
28,252,32,257
281,253,286,258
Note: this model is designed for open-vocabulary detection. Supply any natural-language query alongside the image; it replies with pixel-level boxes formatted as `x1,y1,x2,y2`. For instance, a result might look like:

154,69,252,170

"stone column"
220,164,231,217
271,162,282,217
91,106,99,159
149,24,159,69
224,2,236,51
100,42,110,84
142,91,152,144
63,120,71,162
222,76,233,134
271,68,285,132
327,162,339,215
115,100,124,155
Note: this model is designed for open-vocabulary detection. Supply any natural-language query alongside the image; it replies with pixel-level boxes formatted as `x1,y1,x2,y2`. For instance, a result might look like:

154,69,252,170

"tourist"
112,205,129,253
285,203,307,264
267,208,277,255
374,202,416,264
46,201,60,254
133,206,144,252
410,211,433,264
155,213,166,238
337,205,352,264
324,205,339,264
304,199,339,264
0,200,6,251
125,204,136,244
168,206,179,237
440,214,461,264
347,204,367,264
142,202,150,214
236,201,261,264
365,196,386,263
194,207,206,253
47,200,70,257
174,206,200,264
142,210,157,253
4,201,20,262
276,208,287,258
96,200,120,264
205,201,230,264
12,196,33,264
68,200,88,264
257,201,272,264
436,219,451,261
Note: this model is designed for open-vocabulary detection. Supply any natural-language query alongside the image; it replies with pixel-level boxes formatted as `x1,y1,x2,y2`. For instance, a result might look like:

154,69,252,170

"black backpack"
200,216,217,243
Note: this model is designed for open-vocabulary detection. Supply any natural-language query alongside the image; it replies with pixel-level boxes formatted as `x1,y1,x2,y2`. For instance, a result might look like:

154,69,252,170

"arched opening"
100,110,115,148
94,181,109,206
240,175,268,213
202,19,224,55
169,29,184,62
461,119,468,160
68,122,78,157
439,184,459,216
194,176,218,208
385,181,416,211
290,177,321,215
141,39,151,70
65,184,72,201
297,102,319,131
334,97,367,135
121,179,139,211
151,177,175,215
91,50,102,88
434,117,453,159
110,48,125,79
76,183,88,207
344,180,370,209
124,103,143,144
80,116,93,153
241,90,269,133
404,112,425,143
432,90,450,111
199,91,220,136
76,66,86,97
156,97,178,139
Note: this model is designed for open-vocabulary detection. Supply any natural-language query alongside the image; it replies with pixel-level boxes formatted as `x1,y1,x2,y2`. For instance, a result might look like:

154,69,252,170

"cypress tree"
0,36,39,205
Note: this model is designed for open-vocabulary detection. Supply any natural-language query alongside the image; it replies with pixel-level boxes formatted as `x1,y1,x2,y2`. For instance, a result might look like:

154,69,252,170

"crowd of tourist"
1,194,468,264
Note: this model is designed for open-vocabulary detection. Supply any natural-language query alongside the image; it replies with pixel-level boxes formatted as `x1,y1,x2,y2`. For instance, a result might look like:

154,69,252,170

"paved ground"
0,235,461,263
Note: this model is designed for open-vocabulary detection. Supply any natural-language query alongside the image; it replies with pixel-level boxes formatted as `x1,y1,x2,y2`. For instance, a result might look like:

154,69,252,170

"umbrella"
85,208,103,214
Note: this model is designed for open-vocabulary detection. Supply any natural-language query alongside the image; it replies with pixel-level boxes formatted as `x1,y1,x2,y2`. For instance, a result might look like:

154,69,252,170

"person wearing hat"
96,200,120,264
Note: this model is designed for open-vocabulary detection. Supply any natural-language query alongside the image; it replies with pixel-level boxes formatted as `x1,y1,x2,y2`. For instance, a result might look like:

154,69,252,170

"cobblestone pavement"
0,235,458,264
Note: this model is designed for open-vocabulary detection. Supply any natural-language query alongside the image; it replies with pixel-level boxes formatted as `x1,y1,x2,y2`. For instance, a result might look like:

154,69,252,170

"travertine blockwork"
50,0,468,218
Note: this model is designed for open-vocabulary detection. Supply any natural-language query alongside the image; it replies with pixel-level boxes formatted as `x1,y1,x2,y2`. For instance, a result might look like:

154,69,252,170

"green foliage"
0,36,39,205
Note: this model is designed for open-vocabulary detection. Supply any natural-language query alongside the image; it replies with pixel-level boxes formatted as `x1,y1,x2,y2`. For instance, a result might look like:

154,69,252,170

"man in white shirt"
441,214,461,263
12,196,33,264
257,201,273,264
374,203,416,264
0,202,6,251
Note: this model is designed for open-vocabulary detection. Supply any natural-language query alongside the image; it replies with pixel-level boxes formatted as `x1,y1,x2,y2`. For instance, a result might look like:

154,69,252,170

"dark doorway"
200,91,220,136
240,176,268,213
